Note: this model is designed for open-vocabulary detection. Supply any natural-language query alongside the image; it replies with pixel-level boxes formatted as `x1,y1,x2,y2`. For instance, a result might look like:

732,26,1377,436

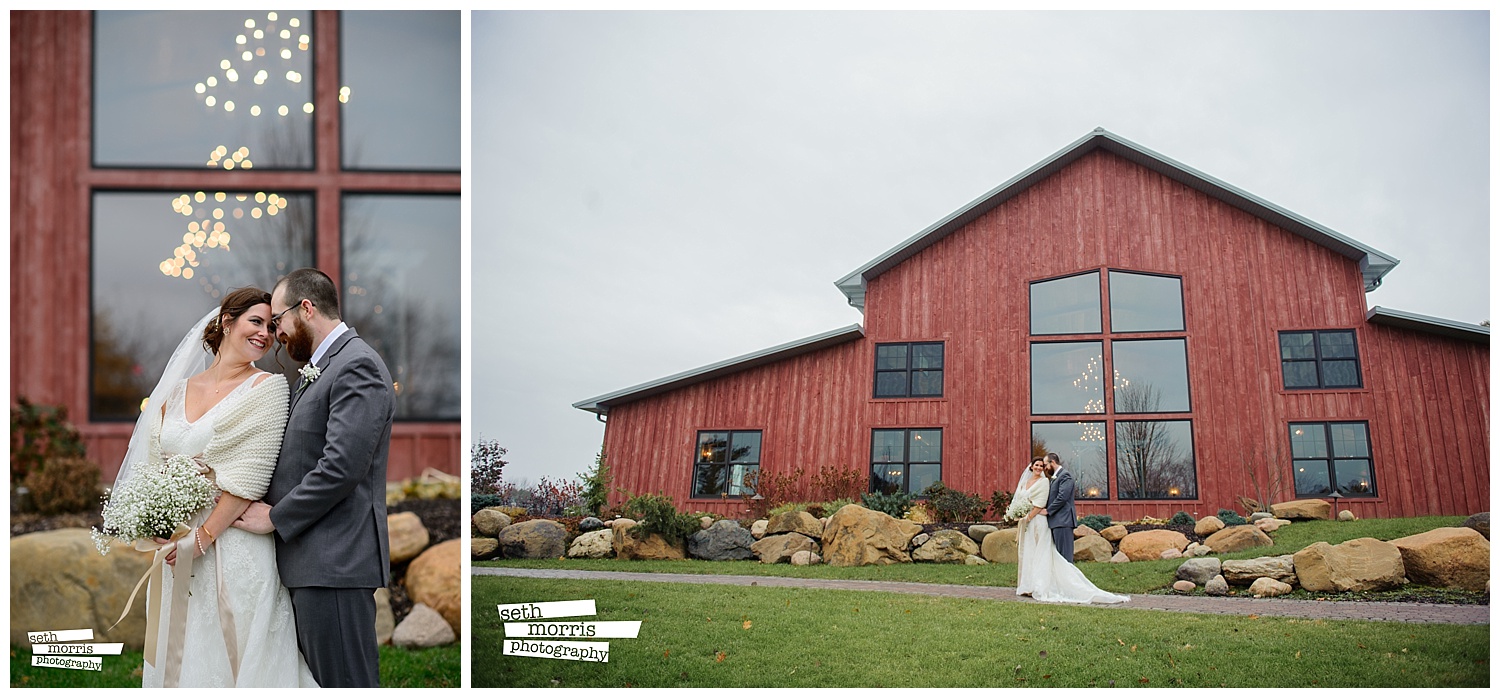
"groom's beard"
284,317,315,363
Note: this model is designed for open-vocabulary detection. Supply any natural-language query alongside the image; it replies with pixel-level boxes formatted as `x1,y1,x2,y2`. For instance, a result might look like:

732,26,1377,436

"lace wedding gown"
1014,478,1130,605
143,375,318,687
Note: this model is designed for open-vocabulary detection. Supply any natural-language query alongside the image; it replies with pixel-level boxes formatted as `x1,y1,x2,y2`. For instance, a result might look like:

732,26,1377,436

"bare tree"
1114,384,1195,498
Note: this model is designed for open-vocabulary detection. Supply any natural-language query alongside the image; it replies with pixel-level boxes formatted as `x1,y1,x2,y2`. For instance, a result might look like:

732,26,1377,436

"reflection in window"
342,194,460,420
94,11,314,168
1280,330,1361,389
340,11,460,171
869,429,941,496
1030,272,1101,335
1112,339,1191,413
1031,342,1105,415
91,191,313,419
1290,422,1375,496
1030,422,1108,499
873,342,944,398
1108,271,1184,332
693,430,761,498
1115,420,1196,499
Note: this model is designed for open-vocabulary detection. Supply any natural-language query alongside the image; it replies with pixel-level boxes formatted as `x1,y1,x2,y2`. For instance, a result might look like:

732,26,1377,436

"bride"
1013,458,1129,605
117,287,318,687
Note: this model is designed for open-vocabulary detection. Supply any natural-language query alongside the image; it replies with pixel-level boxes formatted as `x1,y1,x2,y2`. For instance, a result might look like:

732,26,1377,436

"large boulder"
471,508,512,538
1194,516,1225,536
1255,518,1292,533
1203,525,1273,554
1118,529,1189,561
1222,555,1297,586
822,505,923,567
1271,499,1331,521
750,519,769,539
1462,512,1489,540
497,519,568,559
1073,525,1094,539
471,536,500,560
567,529,615,559
980,528,1020,564
1205,575,1229,596
912,530,980,563
1099,524,1129,542
968,525,999,544
388,511,432,564
1074,534,1113,563
1249,577,1294,598
406,538,461,633
751,532,819,564
1292,538,1405,593
578,516,606,532
392,602,456,648
1176,557,1223,586
11,529,156,650
616,528,687,561
1388,527,1490,591
767,510,824,540
688,520,757,561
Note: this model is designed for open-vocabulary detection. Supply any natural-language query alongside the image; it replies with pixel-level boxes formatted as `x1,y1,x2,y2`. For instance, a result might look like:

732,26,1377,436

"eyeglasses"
269,299,311,334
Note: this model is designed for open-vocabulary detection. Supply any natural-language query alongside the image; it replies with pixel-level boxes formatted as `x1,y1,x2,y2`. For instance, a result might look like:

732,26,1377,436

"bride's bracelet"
195,529,207,556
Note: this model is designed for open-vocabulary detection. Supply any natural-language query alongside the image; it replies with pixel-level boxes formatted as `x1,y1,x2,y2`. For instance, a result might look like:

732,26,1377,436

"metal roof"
836,128,1401,311
572,324,866,415
1366,306,1489,344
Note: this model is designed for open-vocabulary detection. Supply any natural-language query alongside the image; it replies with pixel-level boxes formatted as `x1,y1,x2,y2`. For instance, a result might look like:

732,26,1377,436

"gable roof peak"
835,129,1399,311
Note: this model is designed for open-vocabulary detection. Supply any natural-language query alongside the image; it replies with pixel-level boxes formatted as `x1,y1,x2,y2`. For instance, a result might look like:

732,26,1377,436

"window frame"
1279,329,1364,390
1288,421,1377,497
690,429,763,500
872,341,945,399
868,427,943,497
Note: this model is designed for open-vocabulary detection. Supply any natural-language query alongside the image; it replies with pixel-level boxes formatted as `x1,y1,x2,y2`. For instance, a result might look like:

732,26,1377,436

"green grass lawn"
472,576,1488,688
9,644,460,688
475,515,1471,596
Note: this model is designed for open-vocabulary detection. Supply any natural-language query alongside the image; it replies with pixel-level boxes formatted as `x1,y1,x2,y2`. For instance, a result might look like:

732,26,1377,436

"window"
1029,268,1195,500
693,431,761,499
1115,420,1196,499
1290,422,1376,497
88,11,460,422
874,342,944,398
1280,330,1362,389
870,428,941,495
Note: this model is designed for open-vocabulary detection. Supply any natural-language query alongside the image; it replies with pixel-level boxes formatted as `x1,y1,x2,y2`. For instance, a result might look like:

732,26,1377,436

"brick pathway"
473,567,1489,625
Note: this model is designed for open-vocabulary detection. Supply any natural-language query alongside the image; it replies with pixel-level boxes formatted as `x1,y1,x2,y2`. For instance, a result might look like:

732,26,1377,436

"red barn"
574,129,1488,521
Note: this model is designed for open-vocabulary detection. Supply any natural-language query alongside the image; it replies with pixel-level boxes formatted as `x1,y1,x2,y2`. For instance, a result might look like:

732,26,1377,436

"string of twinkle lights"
1071,355,1129,441
159,146,289,281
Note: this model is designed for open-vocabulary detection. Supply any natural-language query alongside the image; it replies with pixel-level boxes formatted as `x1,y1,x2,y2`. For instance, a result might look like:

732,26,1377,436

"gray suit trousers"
290,587,380,688
1051,525,1075,563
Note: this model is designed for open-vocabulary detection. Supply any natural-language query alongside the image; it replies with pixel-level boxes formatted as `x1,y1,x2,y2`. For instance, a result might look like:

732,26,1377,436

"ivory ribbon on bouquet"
109,524,240,687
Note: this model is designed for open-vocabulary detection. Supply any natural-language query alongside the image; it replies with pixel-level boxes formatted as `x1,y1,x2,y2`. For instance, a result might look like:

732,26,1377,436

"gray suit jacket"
1045,468,1077,531
267,329,394,589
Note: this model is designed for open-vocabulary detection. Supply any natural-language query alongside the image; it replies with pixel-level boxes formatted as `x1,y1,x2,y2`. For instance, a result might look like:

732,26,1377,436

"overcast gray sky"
472,11,1489,489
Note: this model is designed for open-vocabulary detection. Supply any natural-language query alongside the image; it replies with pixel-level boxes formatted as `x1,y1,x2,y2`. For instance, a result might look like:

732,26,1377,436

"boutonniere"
297,364,321,393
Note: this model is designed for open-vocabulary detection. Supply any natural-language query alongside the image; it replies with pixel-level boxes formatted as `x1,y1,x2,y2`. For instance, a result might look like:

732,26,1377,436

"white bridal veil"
111,308,218,492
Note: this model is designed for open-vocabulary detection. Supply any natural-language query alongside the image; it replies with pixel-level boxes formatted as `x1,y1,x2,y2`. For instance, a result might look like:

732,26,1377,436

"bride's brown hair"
201,286,273,354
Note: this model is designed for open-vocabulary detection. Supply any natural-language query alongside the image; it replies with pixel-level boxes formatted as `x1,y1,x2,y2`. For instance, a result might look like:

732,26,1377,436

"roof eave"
1366,306,1489,344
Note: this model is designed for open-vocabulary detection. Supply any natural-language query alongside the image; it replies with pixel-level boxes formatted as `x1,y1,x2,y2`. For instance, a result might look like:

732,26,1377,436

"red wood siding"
599,149,1488,519
9,12,460,482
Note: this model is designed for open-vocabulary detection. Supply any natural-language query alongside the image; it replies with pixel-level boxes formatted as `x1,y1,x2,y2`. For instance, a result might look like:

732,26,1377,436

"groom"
233,268,394,687
1043,452,1077,563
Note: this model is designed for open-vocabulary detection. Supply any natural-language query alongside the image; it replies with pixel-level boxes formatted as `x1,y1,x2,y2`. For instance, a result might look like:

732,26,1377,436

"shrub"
618,492,700,544
469,436,508,496
740,465,805,520
768,498,856,520
1169,511,1196,526
1217,509,1248,526
578,450,610,517
526,477,585,517
25,456,101,515
988,489,1014,520
809,464,863,502
918,481,987,523
1079,514,1113,531
470,493,504,515
11,398,87,482
860,490,912,518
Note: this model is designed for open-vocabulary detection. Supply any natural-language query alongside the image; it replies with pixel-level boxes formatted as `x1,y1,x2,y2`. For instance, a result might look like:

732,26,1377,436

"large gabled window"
1279,330,1362,389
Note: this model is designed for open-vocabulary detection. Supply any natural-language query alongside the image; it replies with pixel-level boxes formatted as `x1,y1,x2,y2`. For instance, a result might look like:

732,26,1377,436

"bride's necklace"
209,363,255,394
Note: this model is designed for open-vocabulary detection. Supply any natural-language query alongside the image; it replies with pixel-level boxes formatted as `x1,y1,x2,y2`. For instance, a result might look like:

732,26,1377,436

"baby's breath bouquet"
1004,496,1032,522
91,454,217,555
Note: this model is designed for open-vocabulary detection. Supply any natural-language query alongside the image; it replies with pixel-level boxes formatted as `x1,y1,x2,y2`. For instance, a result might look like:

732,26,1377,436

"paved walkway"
474,567,1490,625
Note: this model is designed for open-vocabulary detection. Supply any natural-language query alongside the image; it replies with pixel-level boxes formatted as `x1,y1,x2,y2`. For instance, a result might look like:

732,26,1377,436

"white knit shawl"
150,375,290,501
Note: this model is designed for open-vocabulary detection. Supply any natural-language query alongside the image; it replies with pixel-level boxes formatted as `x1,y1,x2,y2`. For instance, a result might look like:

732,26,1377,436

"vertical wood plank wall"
9,12,460,481
601,149,1488,518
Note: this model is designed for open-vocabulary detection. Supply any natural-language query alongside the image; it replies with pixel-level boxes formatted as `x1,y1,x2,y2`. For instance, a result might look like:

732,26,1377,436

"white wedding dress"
143,375,318,687
1014,477,1130,605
